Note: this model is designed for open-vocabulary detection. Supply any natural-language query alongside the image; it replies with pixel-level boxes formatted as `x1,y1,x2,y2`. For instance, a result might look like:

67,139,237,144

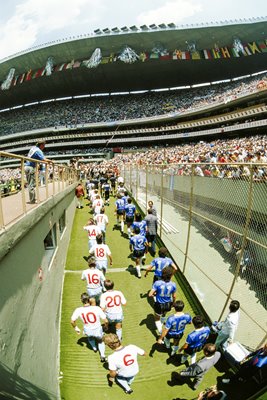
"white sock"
98,341,105,358
160,316,167,325
155,320,162,334
191,353,197,364
121,221,124,231
171,346,178,355
116,328,122,341
136,265,141,277
164,337,171,348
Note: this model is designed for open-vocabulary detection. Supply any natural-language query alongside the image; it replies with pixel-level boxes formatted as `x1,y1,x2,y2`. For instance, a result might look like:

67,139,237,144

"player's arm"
70,319,81,334
171,262,178,272
108,254,113,266
148,288,156,297
108,369,117,380
179,341,189,352
144,264,153,277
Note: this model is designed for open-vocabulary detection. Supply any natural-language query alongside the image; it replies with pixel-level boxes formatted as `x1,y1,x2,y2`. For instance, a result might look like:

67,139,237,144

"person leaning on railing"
24,141,52,204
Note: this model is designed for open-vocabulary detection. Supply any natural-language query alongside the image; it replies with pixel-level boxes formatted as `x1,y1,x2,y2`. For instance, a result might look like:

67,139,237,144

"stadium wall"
0,185,76,399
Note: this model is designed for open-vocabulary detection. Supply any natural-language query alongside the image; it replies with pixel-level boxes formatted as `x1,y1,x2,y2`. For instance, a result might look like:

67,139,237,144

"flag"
150,52,159,59
25,69,32,81
73,60,81,68
181,51,190,60
19,73,26,83
172,50,182,60
139,52,148,62
220,47,231,58
230,48,240,57
212,49,220,59
247,41,261,54
191,51,201,60
203,49,212,59
257,41,267,53
160,52,170,60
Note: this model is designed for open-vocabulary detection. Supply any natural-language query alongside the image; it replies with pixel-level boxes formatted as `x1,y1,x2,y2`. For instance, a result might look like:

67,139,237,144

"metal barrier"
0,151,78,229
123,162,267,348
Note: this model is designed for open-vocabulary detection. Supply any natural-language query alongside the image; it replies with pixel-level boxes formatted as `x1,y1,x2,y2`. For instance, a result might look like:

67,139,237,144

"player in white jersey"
71,293,108,362
100,280,126,340
83,218,102,250
92,194,104,215
94,207,109,244
81,257,105,304
89,234,112,274
104,333,146,394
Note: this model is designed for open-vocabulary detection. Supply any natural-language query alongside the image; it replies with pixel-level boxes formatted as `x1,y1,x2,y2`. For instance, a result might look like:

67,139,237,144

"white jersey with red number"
108,344,145,378
92,198,104,214
71,305,106,330
83,224,101,240
94,213,109,231
90,244,111,261
81,268,105,290
100,290,126,315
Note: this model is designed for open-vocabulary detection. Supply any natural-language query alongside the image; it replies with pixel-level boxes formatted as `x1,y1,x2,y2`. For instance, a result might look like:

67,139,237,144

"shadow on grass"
167,371,192,389
149,342,170,358
139,313,158,339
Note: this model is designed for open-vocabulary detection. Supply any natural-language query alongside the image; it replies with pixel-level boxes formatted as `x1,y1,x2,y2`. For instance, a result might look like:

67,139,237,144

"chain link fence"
123,162,267,349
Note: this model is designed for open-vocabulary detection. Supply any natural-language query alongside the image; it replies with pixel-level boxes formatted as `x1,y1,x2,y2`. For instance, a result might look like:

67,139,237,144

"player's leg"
115,376,133,393
135,256,141,278
115,321,122,340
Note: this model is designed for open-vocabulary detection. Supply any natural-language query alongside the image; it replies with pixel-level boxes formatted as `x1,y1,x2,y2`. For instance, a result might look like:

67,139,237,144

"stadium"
0,17,267,400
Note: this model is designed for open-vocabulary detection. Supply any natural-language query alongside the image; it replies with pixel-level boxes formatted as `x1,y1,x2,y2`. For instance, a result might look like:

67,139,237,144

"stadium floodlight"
102,28,110,33
167,23,176,28
149,24,157,29
158,23,167,29
140,25,149,30
121,26,129,32
111,27,120,32
94,29,102,34
130,25,138,31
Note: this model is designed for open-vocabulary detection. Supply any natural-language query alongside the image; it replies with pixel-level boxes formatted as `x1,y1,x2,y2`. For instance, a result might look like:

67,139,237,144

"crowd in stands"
0,73,266,136
1,134,266,188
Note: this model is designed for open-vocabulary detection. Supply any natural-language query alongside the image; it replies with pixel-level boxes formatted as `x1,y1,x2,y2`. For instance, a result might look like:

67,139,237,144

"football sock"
116,328,122,340
155,320,162,334
136,265,141,277
191,353,197,364
171,346,178,355
98,341,105,358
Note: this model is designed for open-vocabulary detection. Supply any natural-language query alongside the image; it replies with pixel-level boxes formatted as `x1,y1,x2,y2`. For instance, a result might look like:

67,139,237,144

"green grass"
60,195,262,400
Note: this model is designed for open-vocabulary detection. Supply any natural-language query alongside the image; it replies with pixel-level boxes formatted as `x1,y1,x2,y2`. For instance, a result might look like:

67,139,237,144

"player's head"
94,189,98,194
135,213,142,222
173,300,184,312
127,198,132,204
96,234,103,244
192,315,204,329
134,226,140,235
117,194,121,199
104,279,114,291
104,333,121,350
88,218,95,225
100,207,105,214
161,266,173,282
158,247,168,258
148,200,153,207
147,208,153,214
96,194,100,199
203,343,216,357
88,257,96,268
81,292,90,304
124,191,128,196
229,300,240,313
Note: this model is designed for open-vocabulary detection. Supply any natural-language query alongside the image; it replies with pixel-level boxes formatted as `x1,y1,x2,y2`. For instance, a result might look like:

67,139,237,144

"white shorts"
84,325,103,339
87,287,103,297
88,239,97,250
96,260,108,272
106,311,124,323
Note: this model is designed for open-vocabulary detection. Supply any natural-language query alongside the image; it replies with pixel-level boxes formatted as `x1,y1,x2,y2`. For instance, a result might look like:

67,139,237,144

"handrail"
0,151,78,229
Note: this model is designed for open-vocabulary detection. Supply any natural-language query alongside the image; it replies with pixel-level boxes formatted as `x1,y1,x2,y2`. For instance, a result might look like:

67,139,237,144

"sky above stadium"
0,0,266,60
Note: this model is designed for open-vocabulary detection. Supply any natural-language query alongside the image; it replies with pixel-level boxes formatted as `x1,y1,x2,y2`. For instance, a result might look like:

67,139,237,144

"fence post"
182,164,195,274
21,159,26,214
145,165,148,209
160,165,164,239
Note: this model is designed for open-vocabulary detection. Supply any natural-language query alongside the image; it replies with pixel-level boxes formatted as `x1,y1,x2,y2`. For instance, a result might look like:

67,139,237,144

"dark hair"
36,141,46,147
203,343,216,357
81,292,90,304
88,257,96,267
229,300,240,312
192,315,204,329
127,198,132,204
161,266,173,282
173,300,184,312
147,209,153,214
134,226,140,234
135,213,142,222
96,234,103,244
104,279,114,290
158,247,168,257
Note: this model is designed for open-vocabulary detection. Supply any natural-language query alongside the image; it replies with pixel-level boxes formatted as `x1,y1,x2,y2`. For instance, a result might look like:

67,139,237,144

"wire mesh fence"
123,162,267,348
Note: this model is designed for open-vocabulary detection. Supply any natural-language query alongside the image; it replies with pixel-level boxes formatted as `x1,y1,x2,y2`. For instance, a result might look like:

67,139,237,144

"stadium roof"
0,19,267,108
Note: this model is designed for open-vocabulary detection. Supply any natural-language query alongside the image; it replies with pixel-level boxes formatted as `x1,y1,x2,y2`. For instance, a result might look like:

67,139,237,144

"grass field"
59,193,262,400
